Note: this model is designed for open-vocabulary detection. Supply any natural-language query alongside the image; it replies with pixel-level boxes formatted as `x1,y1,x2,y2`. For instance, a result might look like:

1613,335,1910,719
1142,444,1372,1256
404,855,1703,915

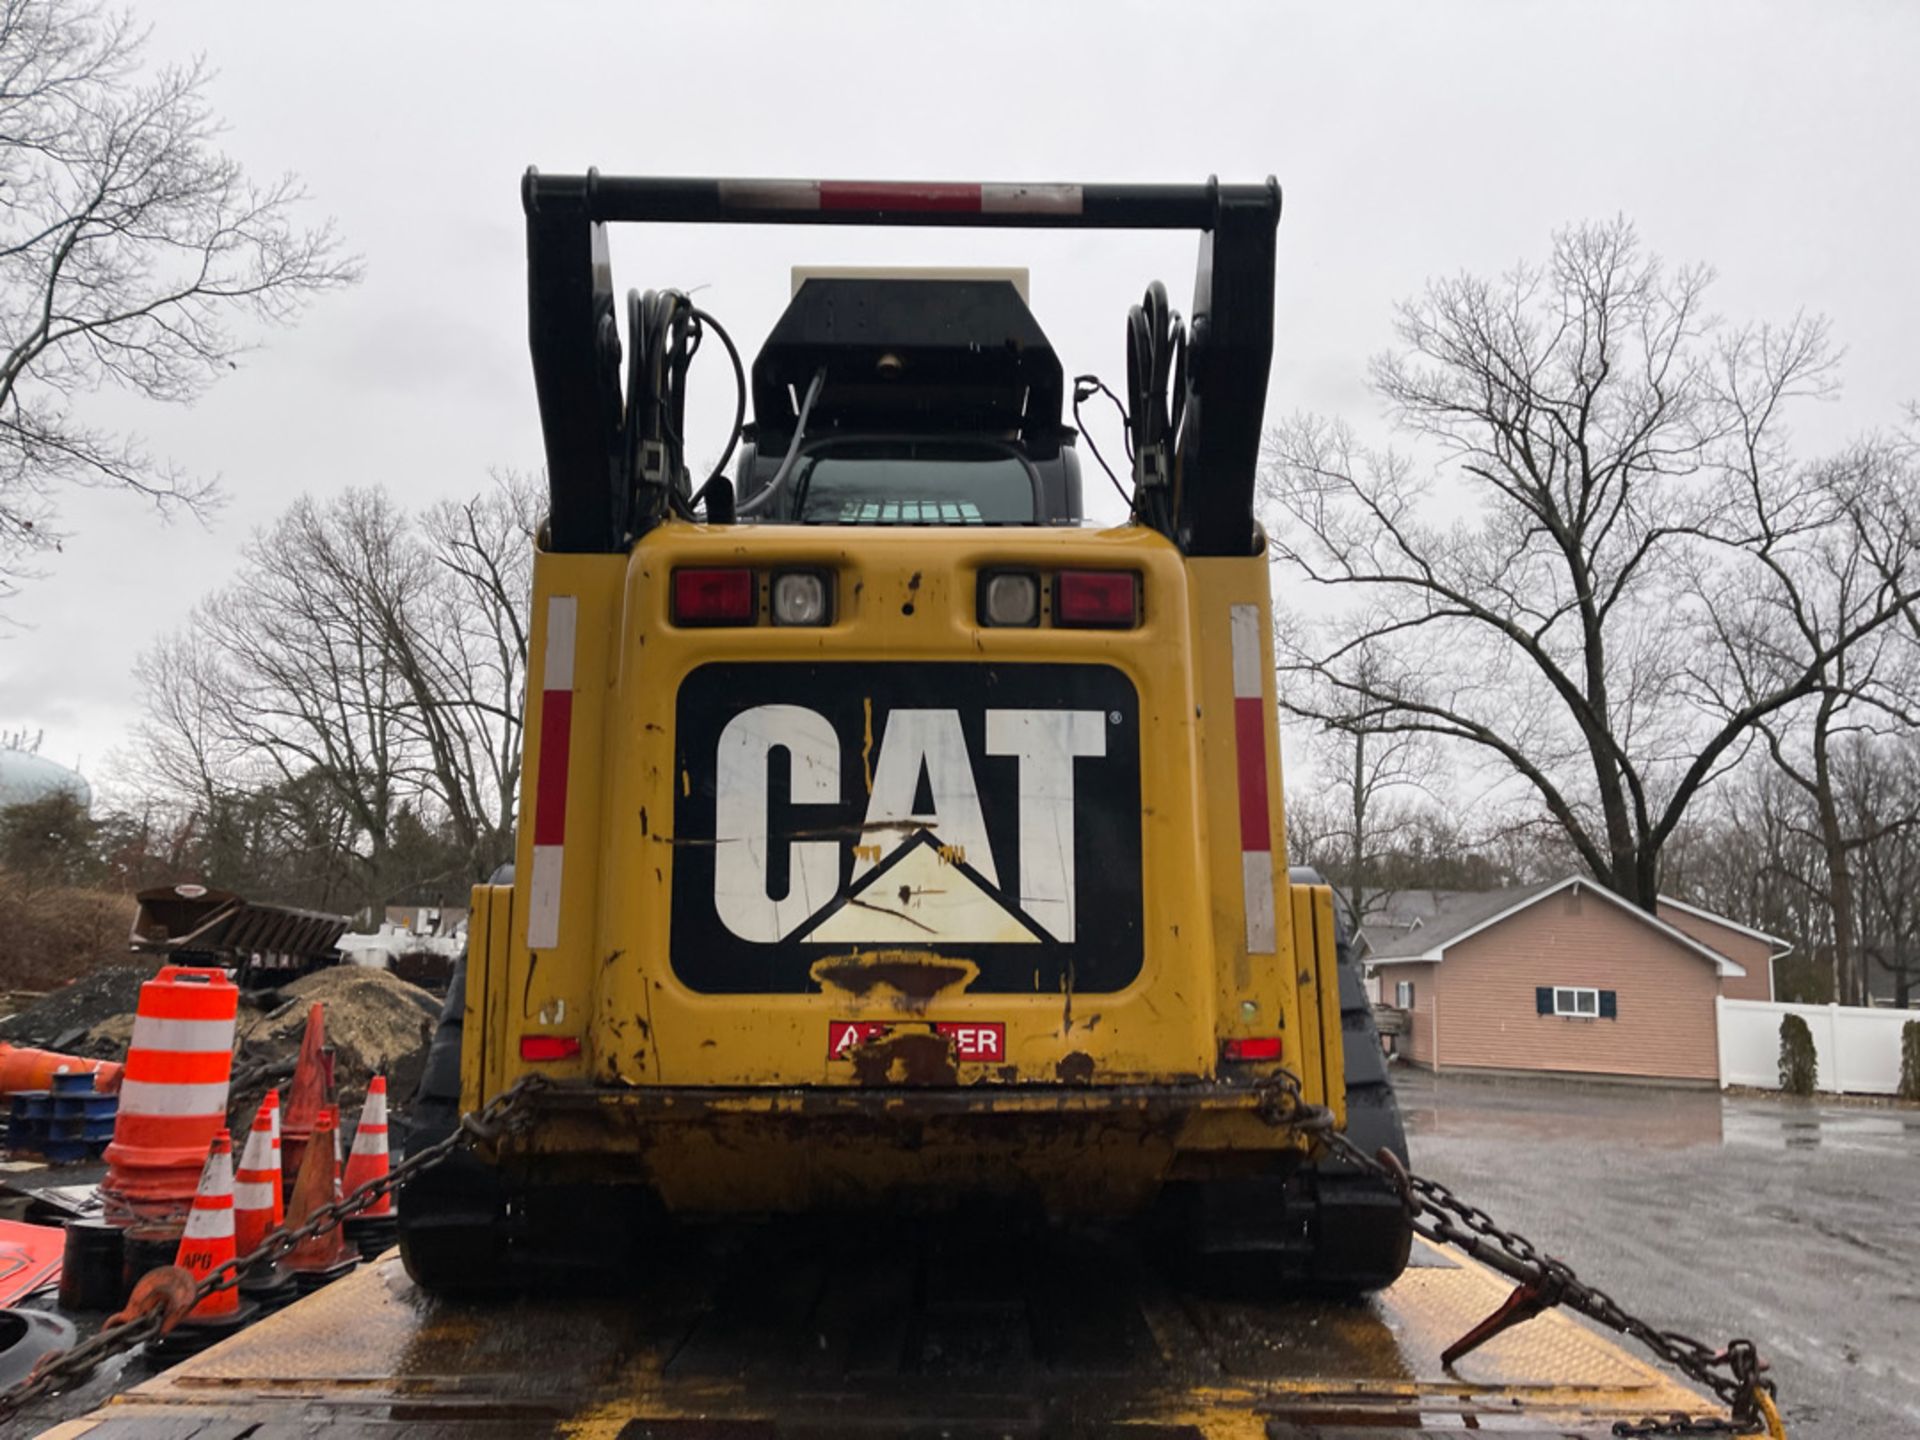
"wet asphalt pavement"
1399,1067,1920,1439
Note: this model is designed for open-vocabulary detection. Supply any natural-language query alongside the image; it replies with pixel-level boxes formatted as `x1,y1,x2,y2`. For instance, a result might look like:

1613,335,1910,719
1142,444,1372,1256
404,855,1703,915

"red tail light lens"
1055,570,1139,628
520,1035,582,1062
1222,1036,1283,1063
673,568,755,625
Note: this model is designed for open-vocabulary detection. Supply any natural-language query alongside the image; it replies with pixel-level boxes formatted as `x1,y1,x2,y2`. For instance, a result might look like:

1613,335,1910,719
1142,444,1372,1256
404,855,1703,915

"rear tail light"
1055,570,1139,628
520,1035,582,1062
979,571,1040,627
673,568,755,625
1222,1036,1283,1063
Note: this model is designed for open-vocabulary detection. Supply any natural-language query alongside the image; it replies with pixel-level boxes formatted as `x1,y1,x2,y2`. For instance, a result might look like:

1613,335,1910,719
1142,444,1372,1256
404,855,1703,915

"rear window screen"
795,442,1037,525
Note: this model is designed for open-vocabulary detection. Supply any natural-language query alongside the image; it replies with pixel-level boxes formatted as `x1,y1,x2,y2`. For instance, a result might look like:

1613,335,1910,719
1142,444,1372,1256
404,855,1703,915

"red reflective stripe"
819,181,982,212
1234,697,1269,851
533,690,573,847
123,1050,232,1085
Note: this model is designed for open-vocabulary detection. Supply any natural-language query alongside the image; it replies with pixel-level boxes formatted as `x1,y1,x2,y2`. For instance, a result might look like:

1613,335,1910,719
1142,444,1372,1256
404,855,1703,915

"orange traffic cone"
234,1092,283,1256
343,1078,397,1260
282,1106,357,1293
173,1132,239,1318
235,1091,298,1311
149,1131,257,1356
279,1004,328,1190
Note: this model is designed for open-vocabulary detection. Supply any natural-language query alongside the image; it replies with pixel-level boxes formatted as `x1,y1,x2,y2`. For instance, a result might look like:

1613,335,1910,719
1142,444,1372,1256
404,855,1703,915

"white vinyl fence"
1716,997,1916,1094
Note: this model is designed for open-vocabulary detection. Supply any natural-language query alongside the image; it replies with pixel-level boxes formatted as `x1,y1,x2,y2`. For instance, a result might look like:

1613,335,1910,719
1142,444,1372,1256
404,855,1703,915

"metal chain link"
0,1075,548,1423
1263,1071,1780,1437
3,1070,1778,1437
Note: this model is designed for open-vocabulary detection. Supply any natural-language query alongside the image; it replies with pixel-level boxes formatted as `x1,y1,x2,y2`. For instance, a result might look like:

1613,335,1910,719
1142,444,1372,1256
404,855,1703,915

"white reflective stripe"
543,596,578,692
127,1016,235,1054
718,179,821,211
358,1089,388,1129
194,1153,232,1200
117,1079,231,1116
234,1180,276,1210
526,844,564,950
981,183,1082,215
183,1204,232,1241
349,1128,387,1157
1229,604,1262,700
237,1128,275,1172
1242,850,1277,955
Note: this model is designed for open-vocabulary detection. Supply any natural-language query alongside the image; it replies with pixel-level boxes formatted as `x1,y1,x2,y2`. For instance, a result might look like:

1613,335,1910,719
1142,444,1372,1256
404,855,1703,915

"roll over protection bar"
523,171,1280,555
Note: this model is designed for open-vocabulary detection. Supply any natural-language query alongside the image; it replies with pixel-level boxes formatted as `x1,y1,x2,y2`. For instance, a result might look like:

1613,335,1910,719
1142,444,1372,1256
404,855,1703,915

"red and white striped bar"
716,180,1083,216
524,173,1258,231
1229,605,1276,956
526,595,577,952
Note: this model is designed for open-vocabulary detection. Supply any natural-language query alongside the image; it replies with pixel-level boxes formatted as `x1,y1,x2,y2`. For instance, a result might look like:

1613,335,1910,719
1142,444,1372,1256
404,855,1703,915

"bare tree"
394,472,536,879
0,0,356,593
197,491,414,885
1853,738,1920,1007
1295,682,1441,931
1685,436,1920,1002
130,480,532,911
1262,218,1920,910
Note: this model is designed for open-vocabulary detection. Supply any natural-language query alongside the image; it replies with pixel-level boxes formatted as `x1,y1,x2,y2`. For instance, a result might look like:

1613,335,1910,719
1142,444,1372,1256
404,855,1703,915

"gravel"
0,963,151,1050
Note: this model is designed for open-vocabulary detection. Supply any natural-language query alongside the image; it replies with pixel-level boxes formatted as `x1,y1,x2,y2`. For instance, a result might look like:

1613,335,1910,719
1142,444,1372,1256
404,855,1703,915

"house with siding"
1363,878,1787,1084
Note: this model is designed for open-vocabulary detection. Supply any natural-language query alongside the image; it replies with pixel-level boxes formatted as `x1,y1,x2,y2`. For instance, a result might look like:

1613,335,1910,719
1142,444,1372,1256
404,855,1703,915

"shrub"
0,872,136,991
1778,1013,1817,1096
1900,1020,1920,1103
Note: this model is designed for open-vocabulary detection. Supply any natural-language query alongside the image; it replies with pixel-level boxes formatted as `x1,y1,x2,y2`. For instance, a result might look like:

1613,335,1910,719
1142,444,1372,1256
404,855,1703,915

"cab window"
792,440,1040,525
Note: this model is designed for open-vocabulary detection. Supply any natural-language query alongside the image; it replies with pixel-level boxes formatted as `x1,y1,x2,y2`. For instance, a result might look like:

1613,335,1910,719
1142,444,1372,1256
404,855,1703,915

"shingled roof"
1359,875,1746,976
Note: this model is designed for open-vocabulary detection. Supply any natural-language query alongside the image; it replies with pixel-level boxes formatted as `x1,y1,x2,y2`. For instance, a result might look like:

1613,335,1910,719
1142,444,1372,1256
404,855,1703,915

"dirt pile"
6,960,441,1136
227,965,440,1132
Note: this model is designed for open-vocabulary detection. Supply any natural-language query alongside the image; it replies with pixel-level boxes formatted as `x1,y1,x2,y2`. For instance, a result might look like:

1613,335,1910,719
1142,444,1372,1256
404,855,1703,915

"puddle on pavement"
1398,1072,1920,1154
1399,1074,1726,1147
1721,1106,1916,1154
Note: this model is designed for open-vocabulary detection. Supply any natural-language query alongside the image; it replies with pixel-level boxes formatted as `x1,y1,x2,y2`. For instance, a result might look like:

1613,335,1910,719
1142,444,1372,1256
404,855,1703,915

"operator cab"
733,269,1083,524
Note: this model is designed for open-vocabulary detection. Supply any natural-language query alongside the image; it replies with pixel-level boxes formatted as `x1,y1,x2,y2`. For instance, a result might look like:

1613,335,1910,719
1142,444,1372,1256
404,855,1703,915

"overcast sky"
4,0,1918,796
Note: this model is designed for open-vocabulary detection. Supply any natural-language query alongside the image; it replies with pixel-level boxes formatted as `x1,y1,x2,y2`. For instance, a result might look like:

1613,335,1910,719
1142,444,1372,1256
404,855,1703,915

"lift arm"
522,172,1280,555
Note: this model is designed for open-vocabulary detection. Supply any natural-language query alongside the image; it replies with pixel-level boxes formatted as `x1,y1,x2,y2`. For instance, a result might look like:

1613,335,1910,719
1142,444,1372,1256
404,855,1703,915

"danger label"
828,1021,1005,1062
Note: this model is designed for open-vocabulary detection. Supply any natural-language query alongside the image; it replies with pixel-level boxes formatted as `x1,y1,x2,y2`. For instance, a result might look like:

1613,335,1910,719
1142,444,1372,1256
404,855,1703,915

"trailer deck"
37,1224,1718,1438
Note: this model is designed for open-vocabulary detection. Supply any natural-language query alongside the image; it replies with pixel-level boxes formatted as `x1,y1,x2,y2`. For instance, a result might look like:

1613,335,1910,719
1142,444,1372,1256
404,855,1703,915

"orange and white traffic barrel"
100,966,239,1226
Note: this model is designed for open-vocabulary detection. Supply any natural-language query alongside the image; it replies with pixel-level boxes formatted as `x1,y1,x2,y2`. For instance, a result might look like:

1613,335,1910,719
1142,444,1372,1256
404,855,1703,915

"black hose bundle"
1124,280,1185,536
620,288,746,534
1072,281,1188,533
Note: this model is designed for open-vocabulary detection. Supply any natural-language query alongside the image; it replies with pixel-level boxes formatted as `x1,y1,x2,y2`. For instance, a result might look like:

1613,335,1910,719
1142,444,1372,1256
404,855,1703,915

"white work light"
981,571,1040,627
771,571,830,626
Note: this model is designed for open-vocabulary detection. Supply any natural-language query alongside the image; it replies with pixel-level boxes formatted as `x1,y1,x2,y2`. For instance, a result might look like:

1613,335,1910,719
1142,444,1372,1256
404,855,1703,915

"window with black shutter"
1547,986,1601,1017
